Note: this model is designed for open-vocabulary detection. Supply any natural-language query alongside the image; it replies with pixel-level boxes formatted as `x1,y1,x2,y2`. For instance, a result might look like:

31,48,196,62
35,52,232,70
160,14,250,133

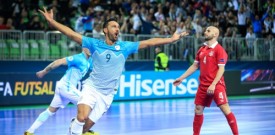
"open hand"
38,7,54,23
171,30,189,42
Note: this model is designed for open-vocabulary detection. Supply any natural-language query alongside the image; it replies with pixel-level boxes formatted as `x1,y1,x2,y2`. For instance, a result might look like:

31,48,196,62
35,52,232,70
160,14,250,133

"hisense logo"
119,74,198,97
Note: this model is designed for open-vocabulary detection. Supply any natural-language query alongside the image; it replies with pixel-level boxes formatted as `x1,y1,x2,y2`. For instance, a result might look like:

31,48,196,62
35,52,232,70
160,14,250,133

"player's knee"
194,106,203,114
219,103,231,115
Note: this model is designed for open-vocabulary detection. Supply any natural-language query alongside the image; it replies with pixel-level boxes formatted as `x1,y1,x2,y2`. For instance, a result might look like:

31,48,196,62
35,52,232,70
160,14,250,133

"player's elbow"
69,33,82,45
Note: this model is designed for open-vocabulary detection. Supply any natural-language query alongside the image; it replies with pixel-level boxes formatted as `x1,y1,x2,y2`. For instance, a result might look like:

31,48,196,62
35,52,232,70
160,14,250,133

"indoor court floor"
1,95,275,135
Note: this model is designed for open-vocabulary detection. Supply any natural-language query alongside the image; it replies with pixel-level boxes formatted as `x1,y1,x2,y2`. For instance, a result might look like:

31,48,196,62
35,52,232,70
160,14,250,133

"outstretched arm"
36,58,67,78
139,31,189,49
173,62,198,86
38,7,82,45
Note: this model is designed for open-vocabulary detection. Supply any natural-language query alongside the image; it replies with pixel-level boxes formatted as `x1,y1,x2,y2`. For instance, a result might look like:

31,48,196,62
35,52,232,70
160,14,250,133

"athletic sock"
193,114,204,135
27,108,55,133
70,118,85,135
226,112,239,135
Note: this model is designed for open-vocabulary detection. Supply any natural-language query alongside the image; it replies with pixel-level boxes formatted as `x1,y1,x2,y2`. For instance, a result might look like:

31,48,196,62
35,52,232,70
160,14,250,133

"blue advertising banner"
0,71,199,106
114,71,200,100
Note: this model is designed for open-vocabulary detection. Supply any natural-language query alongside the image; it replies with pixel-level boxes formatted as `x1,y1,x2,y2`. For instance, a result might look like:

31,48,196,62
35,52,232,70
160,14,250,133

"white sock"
70,118,85,135
27,108,54,133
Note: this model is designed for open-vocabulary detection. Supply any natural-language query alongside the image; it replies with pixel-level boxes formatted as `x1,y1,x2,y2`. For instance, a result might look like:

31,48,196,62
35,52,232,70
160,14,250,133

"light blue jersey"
60,52,91,89
82,36,139,95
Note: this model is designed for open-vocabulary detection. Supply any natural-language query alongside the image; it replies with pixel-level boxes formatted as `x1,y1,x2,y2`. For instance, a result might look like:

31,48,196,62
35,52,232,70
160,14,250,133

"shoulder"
215,44,227,54
216,43,225,50
83,36,102,43
117,40,138,44
117,40,139,47
197,45,206,52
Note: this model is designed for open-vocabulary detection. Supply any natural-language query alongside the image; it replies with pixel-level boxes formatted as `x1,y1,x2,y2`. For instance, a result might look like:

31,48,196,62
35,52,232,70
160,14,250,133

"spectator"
214,0,226,13
79,0,90,14
74,14,85,34
17,8,29,31
168,3,177,21
263,15,272,36
245,27,256,56
138,13,159,34
238,2,249,37
28,15,44,30
130,4,141,34
250,6,270,38
92,23,103,39
6,18,15,30
154,47,169,71
154,6,165,22
82,7,94,33
0,16,9,30
192,18,203,38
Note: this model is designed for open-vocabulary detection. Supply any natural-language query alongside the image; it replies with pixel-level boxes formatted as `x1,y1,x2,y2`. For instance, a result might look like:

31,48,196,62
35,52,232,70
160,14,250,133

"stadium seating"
0,40,9,59
38,40,49,60
57,40,69,57
6,39,20,59
19,40,30,59
28,40,40,59
50,44,60,59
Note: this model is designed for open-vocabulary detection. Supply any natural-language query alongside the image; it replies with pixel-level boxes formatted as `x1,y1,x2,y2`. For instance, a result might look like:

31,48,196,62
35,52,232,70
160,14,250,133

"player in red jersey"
173,26,239,135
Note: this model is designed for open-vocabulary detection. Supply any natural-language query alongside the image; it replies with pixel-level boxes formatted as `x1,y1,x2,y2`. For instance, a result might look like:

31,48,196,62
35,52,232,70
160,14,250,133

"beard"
204,34,214,41
107,33,118,43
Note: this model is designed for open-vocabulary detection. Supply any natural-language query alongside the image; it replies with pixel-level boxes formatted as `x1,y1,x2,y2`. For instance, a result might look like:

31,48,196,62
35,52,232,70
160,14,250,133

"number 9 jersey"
82,36,139,95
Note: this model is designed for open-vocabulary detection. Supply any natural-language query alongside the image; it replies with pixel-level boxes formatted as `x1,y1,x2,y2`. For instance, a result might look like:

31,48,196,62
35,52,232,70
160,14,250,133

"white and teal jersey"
60,52,91,88
82,36,139,95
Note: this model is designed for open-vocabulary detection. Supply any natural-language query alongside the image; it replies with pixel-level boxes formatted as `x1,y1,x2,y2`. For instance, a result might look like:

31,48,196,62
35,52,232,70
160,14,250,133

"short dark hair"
102,17,118,29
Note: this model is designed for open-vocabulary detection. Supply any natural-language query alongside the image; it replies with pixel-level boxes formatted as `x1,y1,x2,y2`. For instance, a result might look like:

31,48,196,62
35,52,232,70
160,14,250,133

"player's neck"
105,39,115,45
206,39,217,47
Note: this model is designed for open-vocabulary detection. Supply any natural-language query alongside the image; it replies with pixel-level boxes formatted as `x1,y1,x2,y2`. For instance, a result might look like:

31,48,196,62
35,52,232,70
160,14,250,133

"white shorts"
50,81,81,108
77,84,114,123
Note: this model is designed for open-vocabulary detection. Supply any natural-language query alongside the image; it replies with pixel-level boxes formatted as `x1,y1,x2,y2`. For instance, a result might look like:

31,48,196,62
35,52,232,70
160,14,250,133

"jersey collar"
203,41,218,48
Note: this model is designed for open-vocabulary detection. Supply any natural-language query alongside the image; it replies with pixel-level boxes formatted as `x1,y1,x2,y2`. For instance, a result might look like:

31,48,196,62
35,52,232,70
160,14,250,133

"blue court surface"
1,95,275,135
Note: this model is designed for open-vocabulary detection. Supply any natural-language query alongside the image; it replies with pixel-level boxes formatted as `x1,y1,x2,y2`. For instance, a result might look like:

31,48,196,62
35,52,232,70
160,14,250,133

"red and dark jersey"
195,42,227,87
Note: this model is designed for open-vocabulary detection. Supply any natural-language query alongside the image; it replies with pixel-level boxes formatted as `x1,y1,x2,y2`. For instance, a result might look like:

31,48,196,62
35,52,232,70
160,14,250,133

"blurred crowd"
0,0,275,39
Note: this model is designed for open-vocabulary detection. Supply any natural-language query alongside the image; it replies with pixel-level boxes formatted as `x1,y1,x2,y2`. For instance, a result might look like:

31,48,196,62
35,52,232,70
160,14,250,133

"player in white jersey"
24,50,96,135
39,7,189,135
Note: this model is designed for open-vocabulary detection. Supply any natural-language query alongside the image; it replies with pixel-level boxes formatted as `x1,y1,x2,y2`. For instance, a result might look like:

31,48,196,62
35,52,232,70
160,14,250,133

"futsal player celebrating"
38,7,189,135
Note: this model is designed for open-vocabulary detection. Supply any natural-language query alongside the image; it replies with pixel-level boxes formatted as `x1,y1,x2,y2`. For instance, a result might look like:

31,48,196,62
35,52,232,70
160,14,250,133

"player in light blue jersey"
39,7,189,135
24,50,97,135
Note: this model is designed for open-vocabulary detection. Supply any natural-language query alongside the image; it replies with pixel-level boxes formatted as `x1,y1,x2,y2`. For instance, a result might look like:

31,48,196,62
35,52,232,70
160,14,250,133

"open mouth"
114,33,119,38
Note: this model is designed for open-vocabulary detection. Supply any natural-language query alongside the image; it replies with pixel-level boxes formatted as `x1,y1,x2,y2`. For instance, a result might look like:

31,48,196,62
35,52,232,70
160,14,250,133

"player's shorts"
50,81,81,108
194,84,228,107
77,83,114,123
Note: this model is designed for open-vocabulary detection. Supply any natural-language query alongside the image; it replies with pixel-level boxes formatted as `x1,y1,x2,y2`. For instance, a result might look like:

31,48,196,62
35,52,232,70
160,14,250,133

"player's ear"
103,28,107,34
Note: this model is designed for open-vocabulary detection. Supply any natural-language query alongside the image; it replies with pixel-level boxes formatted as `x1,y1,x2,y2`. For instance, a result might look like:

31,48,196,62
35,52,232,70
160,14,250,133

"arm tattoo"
44,62,55,72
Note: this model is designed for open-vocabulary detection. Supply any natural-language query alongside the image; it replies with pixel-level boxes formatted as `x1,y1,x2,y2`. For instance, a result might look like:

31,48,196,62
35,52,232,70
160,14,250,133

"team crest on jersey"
115,45,120,50
209,51,214,56
68,56,73,61
199,52,203,56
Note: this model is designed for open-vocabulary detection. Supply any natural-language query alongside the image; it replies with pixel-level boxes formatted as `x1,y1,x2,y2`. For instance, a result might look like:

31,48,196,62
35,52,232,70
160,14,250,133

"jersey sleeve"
66,55,76,67
65,53,83,67
216,46,228,66
124,41,139,55
82,36,98,53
